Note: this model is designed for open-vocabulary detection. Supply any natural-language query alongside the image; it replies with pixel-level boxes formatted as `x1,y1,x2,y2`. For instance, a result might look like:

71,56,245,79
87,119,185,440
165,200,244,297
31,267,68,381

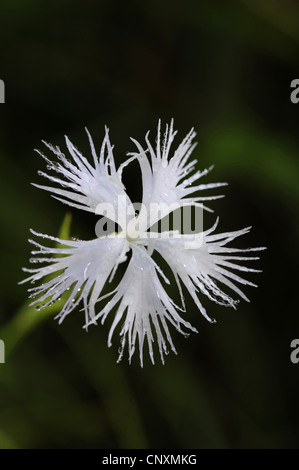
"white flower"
21,120,265,366
33,127,133,225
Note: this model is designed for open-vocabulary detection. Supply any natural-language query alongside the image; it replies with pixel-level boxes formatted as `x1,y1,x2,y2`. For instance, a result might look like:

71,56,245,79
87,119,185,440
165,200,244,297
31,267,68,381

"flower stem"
0,213,72,359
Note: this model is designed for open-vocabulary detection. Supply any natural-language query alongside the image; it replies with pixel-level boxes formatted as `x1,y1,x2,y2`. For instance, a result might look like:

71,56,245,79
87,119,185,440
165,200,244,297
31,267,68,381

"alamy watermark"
0,339,5,364
0,79,4,103
102,453,197,466
290,79,299,104
290,339,299,364
94,197,204,248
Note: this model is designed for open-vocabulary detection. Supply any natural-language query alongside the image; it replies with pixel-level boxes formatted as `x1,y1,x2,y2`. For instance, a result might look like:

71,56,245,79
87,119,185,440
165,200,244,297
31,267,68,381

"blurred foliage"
0,0,299,449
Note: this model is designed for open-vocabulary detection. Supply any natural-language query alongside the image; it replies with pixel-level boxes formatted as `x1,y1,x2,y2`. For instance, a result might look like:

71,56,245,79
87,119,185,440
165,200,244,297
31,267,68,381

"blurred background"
0,0,299,449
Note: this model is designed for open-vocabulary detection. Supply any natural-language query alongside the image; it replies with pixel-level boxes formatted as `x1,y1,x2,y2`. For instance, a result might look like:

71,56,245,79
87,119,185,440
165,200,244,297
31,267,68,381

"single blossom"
21,120,265,366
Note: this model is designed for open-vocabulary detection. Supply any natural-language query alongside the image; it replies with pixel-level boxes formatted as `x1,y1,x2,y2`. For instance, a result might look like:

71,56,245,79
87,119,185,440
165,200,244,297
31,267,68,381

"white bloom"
33,127,133,226
21,120,265,366
21,232,129,324
130,119,227,230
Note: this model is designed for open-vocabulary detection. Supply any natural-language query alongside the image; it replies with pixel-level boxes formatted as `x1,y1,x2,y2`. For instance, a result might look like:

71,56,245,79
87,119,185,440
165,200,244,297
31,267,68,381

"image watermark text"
0,80,4,103
95,197,204,249
0,339,5,363
290,79,299,104
290,339,299,363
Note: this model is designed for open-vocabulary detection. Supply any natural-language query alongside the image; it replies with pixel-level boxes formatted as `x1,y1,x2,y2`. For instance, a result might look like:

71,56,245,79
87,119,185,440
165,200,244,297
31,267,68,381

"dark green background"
0,0,299,449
